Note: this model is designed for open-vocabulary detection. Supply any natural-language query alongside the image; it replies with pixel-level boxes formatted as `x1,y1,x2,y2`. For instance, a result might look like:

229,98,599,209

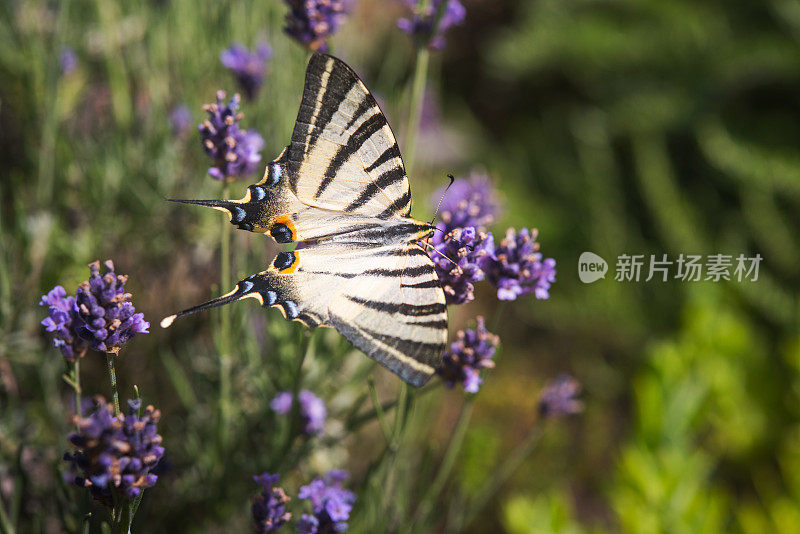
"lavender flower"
59,46,78,75
252,472,291,533
538,375,583,418
433,172,499,235
170,104,192,136
284,0,351,52
270,390,327,436
429,226,494,305
39,286,88,360
438,316,499,394
75,260,150,354
221,42,273,100
199,90,265,181
64,397,164,507
297,470,356,533
484,228,556,301
398,0,466,50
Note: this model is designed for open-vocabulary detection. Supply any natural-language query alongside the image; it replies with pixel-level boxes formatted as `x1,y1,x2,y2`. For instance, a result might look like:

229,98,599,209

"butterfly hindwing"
165,239,446,386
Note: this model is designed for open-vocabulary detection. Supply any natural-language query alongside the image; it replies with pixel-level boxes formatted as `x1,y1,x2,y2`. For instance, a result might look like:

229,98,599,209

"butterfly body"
164,53,447,387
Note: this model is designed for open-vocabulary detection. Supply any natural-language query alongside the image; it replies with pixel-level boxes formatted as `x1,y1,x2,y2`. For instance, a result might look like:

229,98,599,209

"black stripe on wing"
346,296,447,317
316,113,387,198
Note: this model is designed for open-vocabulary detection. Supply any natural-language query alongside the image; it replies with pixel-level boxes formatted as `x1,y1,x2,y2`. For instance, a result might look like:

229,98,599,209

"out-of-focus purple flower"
432,173,500,235
270,390,327,436
484,228,556,301
64,397,164,508
75,260,149,354
170,104,192,136
398,0,466,50
199,90,264,181
252,472,291,533
284,0,351,52
538,374,583,418
438,316,499,394
221,42,273,100
39,286,88,361
297,470,356,533
429,226,494,305
59,46,78,75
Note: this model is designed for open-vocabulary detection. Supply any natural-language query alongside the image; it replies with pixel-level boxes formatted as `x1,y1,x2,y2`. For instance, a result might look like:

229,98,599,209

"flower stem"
409,395,475,530
461,422,545,528
403,45,430,175
73,359,82,417
106,355,120,416
218,181,233,450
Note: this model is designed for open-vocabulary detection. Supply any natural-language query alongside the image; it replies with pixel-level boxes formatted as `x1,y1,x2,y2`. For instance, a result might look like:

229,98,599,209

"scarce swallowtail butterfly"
162,53,448,387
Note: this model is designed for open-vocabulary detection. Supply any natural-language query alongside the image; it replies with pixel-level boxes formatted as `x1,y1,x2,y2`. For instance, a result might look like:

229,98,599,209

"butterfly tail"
160,279,256,328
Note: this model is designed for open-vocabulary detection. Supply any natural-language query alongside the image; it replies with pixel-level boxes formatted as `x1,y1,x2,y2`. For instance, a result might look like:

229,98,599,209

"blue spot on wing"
232,206,246,223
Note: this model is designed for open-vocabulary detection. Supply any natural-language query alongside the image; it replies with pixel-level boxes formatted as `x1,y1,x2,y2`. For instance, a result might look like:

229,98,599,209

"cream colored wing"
162,240,446,387
288,53,412,218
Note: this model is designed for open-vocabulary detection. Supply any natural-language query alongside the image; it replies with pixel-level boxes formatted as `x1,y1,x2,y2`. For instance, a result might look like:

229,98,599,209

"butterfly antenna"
429,173,455,226
420,239,461,269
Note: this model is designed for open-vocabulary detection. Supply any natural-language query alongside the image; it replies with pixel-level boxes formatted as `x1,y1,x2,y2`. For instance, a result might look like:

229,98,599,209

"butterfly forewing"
289,54,411,218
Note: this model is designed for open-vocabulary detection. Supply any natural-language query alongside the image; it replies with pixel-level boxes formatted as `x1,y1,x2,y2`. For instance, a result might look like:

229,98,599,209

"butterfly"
161,53,448,387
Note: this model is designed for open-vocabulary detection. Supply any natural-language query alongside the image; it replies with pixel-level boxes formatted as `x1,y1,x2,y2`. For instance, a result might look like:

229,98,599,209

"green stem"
73,359,82,417
106,355,120,416
368,377,393,443
218,181,232,450
0,495,15,534
461,422,545,528
410,396,475,530
274,330,313,472
347,381,441,432
402,46,430,175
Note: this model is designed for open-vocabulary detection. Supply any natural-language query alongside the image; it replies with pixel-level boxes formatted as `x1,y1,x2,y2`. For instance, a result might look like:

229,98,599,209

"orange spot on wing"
280,252,301,274
273,215,297,241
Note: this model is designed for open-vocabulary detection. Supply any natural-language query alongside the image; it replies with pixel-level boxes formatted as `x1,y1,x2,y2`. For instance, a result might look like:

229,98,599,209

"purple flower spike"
433,172,500,235
297,470,356,533
252,472,292,533
538,374,584,418
438,316,499,394
64,397,164,508
221,42,273,100
170,104,192,136
398,0,466,50
429,227,494,305
485,228,557,301
284,0,351,52
39,286,88,361
75,260,149,354
199,90,264,181
59,46,78,75
270,390,327,436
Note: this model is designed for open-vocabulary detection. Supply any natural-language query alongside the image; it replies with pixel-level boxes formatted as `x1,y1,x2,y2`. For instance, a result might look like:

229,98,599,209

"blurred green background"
1,0,799,532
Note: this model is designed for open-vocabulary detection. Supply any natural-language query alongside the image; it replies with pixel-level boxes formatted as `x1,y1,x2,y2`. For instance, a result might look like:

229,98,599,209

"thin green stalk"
410,396,475,530
347,382,441,432
274,330,314,472
0,496,14,534
106,356,120,416
37,0,71,207
218,181,233,450
402,46,430,175
461,422,545,528
368,377,393,443
73,359,82,417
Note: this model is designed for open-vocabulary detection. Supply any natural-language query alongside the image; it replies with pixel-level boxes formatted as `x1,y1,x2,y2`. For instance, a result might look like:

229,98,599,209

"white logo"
578,252,608,283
